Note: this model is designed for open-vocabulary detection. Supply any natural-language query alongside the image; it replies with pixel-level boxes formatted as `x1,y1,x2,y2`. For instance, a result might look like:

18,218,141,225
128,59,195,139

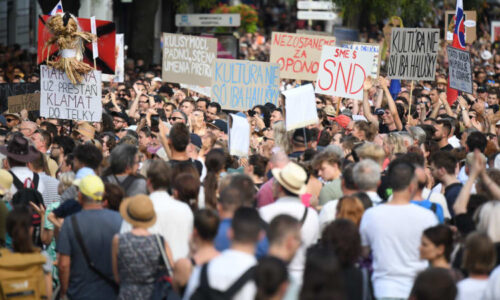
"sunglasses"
169,117,183,121
6,118,16,122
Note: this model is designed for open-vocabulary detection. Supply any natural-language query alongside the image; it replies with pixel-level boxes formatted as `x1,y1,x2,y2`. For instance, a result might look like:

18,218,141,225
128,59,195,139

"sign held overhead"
447,46,473,94
387,28,440,81
175,14,241,27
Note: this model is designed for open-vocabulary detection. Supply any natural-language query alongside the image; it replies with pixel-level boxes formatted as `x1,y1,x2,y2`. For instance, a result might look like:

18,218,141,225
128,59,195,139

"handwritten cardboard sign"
0,83,39,112
162,33,217,86
445,10,477,43
40,65,102,122
8,93,40,113
270,32,336,81
211,59,281,111
341,42,380,78
447,46,472,94
315,46,375,100
387,28,439,81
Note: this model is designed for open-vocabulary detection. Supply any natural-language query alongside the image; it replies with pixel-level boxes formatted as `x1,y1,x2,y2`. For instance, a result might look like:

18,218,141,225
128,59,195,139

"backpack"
102,174,138,196
9,171,45,248
0,248,47,300
190,263,256,300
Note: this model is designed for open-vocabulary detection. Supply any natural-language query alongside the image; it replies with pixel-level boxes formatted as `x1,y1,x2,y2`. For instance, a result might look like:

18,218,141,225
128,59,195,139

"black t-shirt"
169,158,203,176
440,144,454,151
378,123,398,134
444,182,463,216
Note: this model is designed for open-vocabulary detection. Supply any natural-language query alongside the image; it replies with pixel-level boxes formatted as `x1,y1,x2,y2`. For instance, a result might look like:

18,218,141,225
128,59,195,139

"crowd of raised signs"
2,10,500,300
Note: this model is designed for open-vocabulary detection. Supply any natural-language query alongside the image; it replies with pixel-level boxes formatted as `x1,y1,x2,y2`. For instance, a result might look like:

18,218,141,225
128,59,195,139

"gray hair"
109,144,138,174
408,126,427,145
353,159,381,191
172,109,188,122
324,144,345,159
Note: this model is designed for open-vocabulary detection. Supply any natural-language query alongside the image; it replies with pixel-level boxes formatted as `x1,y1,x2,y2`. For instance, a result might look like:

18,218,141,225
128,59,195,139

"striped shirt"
40,172,61,206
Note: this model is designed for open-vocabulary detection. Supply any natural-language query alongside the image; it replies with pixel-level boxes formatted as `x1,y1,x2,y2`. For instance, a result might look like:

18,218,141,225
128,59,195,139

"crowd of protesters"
1,9,500,300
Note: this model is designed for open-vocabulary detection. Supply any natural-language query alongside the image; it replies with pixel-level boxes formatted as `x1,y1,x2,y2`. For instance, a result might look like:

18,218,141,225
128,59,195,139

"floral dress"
117,232,164,300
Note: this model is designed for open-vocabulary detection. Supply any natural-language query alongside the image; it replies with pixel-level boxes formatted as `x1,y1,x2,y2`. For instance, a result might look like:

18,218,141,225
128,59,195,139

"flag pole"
407,80,414,124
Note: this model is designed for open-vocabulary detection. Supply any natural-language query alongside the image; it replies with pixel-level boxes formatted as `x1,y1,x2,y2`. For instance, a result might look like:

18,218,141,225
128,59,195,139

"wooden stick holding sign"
407,80,414,124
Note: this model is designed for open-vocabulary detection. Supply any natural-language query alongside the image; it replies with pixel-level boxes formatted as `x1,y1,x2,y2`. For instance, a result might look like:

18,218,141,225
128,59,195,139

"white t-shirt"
183,249,257,300
121,191,193,261
457,278,489,300
259,196,319,283
360,203,438,298
483,266,500,300
422,188,451,219
9,167,45,195
319,199,339,232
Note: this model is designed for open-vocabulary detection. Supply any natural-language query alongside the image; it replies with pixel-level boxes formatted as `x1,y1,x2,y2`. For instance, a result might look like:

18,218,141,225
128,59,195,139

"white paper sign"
40,65,102,122
283,84,318,131
315,45,375,100
229,114,250,157
102,34,124,83
180,84,211,97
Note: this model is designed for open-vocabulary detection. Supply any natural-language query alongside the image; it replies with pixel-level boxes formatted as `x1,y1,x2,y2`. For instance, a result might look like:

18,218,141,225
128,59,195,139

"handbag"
149,235,180,300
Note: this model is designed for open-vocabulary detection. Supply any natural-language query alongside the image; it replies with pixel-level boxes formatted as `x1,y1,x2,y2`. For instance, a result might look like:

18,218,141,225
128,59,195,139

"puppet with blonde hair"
44,12,96,84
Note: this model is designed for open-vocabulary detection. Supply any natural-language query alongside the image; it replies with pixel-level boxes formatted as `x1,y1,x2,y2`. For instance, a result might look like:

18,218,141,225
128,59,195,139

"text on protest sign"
162,33,217,87
40,65,102,122
270,32,336,81
447,46,473,94
0,83,39,112
315,46,376,100
387,28,440,81
8,93,40,113
211,59,280,111
340,42,380,78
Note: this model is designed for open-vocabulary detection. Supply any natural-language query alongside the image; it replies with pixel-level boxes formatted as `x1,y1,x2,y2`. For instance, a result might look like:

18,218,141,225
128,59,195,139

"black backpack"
9,171,45,247
190,263,256,300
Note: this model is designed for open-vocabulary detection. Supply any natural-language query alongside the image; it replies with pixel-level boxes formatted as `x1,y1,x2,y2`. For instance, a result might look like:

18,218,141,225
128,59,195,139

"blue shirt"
214,218,269,258
410,200,444,223
58,209,122,300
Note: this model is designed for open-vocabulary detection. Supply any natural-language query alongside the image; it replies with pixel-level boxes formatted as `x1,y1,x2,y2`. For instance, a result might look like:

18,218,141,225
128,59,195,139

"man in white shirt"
353,159,382,205
360,159,438,299
28,151,61,206
0,134,45,195
259,162,319,283
183,207,261,300
121,160,193,261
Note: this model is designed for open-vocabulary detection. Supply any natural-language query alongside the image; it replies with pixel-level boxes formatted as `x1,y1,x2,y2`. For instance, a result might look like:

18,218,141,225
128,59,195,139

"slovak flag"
49,1,64,16
447,0,465,105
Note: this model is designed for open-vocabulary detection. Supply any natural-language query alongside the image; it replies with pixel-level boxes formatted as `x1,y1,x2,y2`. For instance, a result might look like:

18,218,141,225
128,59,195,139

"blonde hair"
384,132,407,156
58,171,75,195
273,121,292,154
356,142,386,165
336,196,365,227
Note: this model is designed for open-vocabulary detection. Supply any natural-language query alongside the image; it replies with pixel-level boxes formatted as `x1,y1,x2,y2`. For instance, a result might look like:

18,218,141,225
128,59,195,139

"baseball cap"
74,175,105,201
213,119,228,134
0,169,13,196
190,133,202,149
374,108,385,115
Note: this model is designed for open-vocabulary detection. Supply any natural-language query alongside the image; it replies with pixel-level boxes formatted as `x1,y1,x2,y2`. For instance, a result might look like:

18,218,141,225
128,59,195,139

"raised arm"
362,77,379,125
379,76,403,130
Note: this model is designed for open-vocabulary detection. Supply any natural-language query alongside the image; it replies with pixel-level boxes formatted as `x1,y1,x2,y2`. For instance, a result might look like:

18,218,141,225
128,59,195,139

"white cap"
152,77,162,82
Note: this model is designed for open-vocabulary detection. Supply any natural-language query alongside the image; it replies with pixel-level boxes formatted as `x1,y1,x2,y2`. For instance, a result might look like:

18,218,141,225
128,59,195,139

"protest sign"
37,15,116,74
102,34,124,82
162,33,217,86
180,84,211,97
491,21,500,43
447,46,472,94
283,84,318,131
445,10,476,43
387,28,440,81
315,45,376,100
0,83,40,112
8,93,40,113
211,59,281,111
270,32,336,81
40,65,102,122
229,114,250,157
341,42,380,78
